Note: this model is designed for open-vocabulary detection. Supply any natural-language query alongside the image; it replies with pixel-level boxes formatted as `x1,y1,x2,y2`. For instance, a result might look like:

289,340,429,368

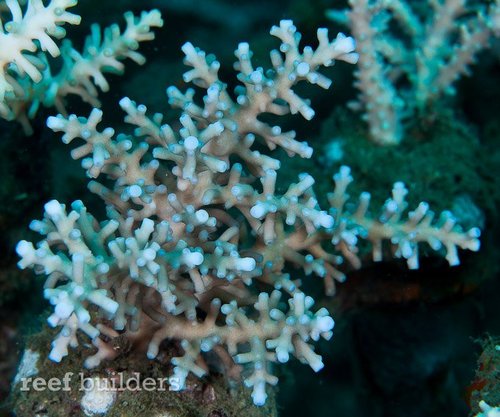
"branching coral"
0,0,163,133
16,20,480,406
0,0,80,100
328,0,500,145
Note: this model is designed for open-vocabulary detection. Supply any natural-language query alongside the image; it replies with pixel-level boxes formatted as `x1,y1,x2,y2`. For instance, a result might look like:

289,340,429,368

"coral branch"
328,0,499,145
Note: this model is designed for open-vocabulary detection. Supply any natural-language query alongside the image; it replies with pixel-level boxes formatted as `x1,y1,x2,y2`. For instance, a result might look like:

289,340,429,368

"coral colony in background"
0,0,494,411
328,0,500,145
0,0,163,134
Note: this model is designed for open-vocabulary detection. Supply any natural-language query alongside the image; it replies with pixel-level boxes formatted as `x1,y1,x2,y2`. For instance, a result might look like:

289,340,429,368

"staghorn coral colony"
8,1,483,408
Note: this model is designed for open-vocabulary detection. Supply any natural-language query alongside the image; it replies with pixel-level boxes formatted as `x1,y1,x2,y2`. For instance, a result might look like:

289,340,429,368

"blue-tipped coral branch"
0,0,163,133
